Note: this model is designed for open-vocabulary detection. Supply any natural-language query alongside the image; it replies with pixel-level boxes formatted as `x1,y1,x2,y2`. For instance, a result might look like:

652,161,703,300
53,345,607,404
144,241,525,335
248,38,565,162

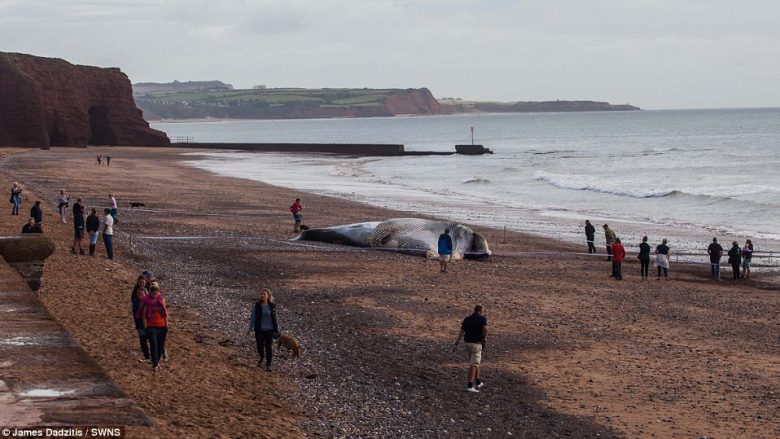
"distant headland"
133,81,640,121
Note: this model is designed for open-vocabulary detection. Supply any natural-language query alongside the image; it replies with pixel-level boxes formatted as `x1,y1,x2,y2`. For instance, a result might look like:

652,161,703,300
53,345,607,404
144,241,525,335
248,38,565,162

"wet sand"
1,147,778,438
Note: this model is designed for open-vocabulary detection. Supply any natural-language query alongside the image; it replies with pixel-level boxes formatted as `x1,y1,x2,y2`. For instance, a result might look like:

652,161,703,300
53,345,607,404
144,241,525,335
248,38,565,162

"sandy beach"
1,147,778,438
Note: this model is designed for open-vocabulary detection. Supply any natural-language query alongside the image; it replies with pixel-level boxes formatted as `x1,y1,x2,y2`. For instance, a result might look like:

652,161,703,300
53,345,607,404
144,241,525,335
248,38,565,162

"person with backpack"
246,288,280,371
139,284,168,372
438,228,454,273
290,198,303,233
30,200,43,224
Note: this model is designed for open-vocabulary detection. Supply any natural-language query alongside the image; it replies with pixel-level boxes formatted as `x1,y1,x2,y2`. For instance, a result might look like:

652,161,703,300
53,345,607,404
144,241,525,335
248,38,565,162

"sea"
153,108,780,261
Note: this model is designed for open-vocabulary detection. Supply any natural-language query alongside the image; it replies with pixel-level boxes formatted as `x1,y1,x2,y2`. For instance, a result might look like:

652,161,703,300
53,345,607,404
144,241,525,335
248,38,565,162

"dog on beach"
277,334,301,358
130,202,146,208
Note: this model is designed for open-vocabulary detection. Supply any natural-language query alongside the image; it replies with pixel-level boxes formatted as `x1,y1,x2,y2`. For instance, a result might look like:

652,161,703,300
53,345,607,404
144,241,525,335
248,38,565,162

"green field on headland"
133,81,639,120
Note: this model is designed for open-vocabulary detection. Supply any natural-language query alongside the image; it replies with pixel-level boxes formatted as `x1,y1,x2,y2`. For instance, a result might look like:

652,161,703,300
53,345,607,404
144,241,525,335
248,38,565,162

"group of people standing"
11,183,119,260
586,220,754,281
95,153,111,166
707,237,753,281
131,271,169,372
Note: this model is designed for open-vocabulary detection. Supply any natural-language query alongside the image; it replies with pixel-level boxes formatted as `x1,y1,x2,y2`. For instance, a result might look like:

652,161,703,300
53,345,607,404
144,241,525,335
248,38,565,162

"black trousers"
606,244,613,261
612,261,622,280
640,259,650,278
731,263,741,279
587,240,596,253
146,326,168,367
137,328,150,359
255,330,274,366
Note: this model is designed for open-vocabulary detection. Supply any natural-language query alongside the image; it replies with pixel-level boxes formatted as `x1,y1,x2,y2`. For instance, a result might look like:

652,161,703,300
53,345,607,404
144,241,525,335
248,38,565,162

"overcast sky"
2,0,779,109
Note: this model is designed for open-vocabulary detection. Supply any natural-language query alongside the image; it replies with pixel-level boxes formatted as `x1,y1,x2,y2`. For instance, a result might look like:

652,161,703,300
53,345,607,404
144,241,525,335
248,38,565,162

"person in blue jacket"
438,228,454,273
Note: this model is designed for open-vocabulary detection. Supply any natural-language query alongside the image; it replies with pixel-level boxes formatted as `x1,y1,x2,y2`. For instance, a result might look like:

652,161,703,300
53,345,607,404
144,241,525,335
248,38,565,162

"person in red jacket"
290,198,303,233
611,237,626,280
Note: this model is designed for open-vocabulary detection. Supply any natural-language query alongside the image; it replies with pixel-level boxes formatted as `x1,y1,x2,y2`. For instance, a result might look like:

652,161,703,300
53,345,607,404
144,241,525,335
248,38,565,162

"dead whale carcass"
296,218,491,259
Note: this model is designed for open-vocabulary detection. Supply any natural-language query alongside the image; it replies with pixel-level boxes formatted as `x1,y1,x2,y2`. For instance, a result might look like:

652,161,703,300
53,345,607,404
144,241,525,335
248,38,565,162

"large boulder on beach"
0,52,169,148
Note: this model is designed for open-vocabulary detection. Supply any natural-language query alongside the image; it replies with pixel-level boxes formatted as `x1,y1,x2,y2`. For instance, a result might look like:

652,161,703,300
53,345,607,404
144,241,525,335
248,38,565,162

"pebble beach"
1,146,778,438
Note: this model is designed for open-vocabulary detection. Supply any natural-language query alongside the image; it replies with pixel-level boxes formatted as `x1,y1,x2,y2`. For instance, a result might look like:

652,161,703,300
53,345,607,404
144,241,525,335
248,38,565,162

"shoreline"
2,146,778,438
183,150,780,267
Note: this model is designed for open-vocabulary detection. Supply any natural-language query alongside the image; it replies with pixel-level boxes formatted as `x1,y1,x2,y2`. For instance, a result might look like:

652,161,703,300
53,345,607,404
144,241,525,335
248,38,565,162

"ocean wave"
533,171,678,198
533,171,780,204
462,177,491,184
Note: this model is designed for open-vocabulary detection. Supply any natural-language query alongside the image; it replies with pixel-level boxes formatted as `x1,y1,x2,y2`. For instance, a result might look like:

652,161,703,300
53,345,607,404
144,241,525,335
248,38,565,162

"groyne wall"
179,142,406,156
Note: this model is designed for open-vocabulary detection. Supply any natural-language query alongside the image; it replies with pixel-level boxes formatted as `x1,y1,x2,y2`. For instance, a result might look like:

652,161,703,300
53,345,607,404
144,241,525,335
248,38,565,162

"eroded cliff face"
384,88,448,115
0,53,169,147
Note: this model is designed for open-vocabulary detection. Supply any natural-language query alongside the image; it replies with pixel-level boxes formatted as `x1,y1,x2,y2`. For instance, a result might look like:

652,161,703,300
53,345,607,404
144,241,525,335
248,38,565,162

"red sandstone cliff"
383,88,448,115
0,53,169,147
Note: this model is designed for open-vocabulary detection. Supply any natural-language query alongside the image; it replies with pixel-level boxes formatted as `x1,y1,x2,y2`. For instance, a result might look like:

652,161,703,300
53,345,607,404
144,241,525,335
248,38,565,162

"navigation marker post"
470,126,474,145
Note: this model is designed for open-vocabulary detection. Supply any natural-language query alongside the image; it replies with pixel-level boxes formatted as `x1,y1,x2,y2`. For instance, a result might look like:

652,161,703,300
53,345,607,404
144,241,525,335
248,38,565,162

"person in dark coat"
86,208,101,256
21,217,43,233
70,198,86,255
707,237,724,280
246,288,280,371
637,236,651,279
727,241,742,280
585,220,596,254
30,200,43,224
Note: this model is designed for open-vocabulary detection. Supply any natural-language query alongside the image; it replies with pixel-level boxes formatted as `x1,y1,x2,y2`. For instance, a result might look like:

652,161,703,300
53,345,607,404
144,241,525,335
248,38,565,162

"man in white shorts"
453,304,488,392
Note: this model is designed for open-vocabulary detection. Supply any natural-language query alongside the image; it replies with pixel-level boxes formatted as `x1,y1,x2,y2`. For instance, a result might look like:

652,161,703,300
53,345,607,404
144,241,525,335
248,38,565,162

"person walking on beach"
438,228,454,273
453,304,488,393
70,198,85,255
603,224,616,262
290,198,303,233
101,208,114,260
86,208,100,256
139,284,168,372
637,236,651,279
247,288,279,371
655,238,671,280
106,154,111,167
131,277,151,362
21,217,43,234
10,182,22,216
96,153,102,165
742,239,753,280
707,237,724,280
727,241,742,280
57,189,69,224
108,194,118,223
611,238,625,280
585,220,596,254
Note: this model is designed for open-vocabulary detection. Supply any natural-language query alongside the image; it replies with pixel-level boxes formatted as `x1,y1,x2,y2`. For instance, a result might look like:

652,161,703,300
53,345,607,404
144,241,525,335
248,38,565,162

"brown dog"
277,334,301,358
